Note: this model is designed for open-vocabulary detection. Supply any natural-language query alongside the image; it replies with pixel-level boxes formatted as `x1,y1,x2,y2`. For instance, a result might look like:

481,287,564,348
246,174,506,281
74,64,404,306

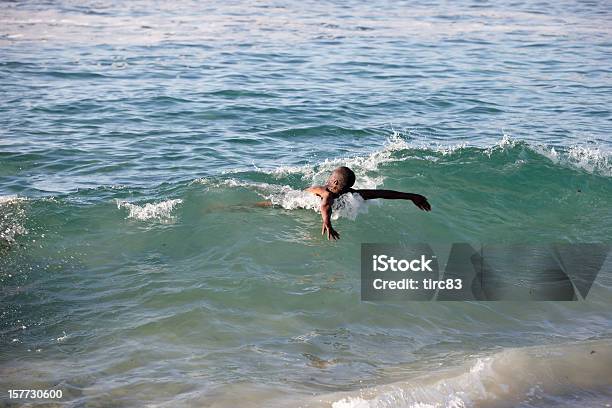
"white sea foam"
463,133,611,177
323,340,612,408
199,178,375,221
266,134,409,183
266,188,373,221
116,199,183,221
56,331,68,342
0,195,27,205
484,132,517,157
332,397,371,408
533,142,611,177
565,144,612,176
0,195,28,245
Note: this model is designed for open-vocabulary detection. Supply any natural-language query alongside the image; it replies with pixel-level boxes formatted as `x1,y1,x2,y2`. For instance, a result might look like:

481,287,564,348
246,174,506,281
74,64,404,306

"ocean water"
1,0,612,407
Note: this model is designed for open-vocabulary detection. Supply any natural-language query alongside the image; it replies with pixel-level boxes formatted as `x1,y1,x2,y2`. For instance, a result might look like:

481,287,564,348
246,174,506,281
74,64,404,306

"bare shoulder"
305,185,329,198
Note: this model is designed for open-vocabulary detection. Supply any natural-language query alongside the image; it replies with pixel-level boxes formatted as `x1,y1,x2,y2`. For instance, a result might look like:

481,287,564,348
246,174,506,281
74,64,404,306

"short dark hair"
328,166,355,189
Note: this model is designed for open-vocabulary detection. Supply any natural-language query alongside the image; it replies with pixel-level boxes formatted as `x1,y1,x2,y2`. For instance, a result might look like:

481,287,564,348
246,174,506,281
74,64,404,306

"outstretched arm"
305,185,340,240
320,193,340,240
354,189,431,211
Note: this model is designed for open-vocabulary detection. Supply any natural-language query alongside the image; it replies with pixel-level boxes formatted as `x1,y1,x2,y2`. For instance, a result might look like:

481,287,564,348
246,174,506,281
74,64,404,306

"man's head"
325,166,355,195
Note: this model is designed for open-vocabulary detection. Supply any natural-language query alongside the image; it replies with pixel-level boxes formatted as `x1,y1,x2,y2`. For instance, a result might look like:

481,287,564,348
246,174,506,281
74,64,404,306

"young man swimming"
306,166,431,240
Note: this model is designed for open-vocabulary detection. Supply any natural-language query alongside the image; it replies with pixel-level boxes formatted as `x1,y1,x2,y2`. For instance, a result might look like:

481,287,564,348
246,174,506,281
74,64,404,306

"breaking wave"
116,198,183,221
326,340,612,408
0,195,28,248
193,133,611,223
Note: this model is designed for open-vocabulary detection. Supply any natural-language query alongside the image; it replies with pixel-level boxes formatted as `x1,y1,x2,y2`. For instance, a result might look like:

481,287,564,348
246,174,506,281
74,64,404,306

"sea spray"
266,189,373,221
327,340,612,408
0,196,28,248
116,198,183,221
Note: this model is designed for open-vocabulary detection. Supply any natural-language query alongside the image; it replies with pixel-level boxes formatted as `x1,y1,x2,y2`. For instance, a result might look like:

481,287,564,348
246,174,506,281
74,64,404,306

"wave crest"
0,195,28,248
328,340,612,408
116,199,183,221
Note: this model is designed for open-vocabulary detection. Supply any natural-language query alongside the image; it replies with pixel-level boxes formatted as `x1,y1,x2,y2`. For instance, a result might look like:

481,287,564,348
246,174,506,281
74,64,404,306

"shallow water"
1,0,611,407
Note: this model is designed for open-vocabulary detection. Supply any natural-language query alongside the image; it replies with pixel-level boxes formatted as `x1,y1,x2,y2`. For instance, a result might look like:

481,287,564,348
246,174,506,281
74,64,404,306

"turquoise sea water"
1,1,612,407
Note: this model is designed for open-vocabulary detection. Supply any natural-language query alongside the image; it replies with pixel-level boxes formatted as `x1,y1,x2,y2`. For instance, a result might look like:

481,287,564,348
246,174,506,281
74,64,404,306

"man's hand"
322,223,340,240
411,194,431,211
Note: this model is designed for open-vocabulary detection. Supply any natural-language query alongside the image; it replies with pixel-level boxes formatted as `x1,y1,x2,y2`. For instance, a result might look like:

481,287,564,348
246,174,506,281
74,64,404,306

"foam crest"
0,195,28,247
266,189,373,221
267,134,409,184
0,195,27,205
201,178,376,221
565,144,611,176
327,340,612,408
422,132,611,177
116,199,183,221
483,133,517,157
533,142,611,176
